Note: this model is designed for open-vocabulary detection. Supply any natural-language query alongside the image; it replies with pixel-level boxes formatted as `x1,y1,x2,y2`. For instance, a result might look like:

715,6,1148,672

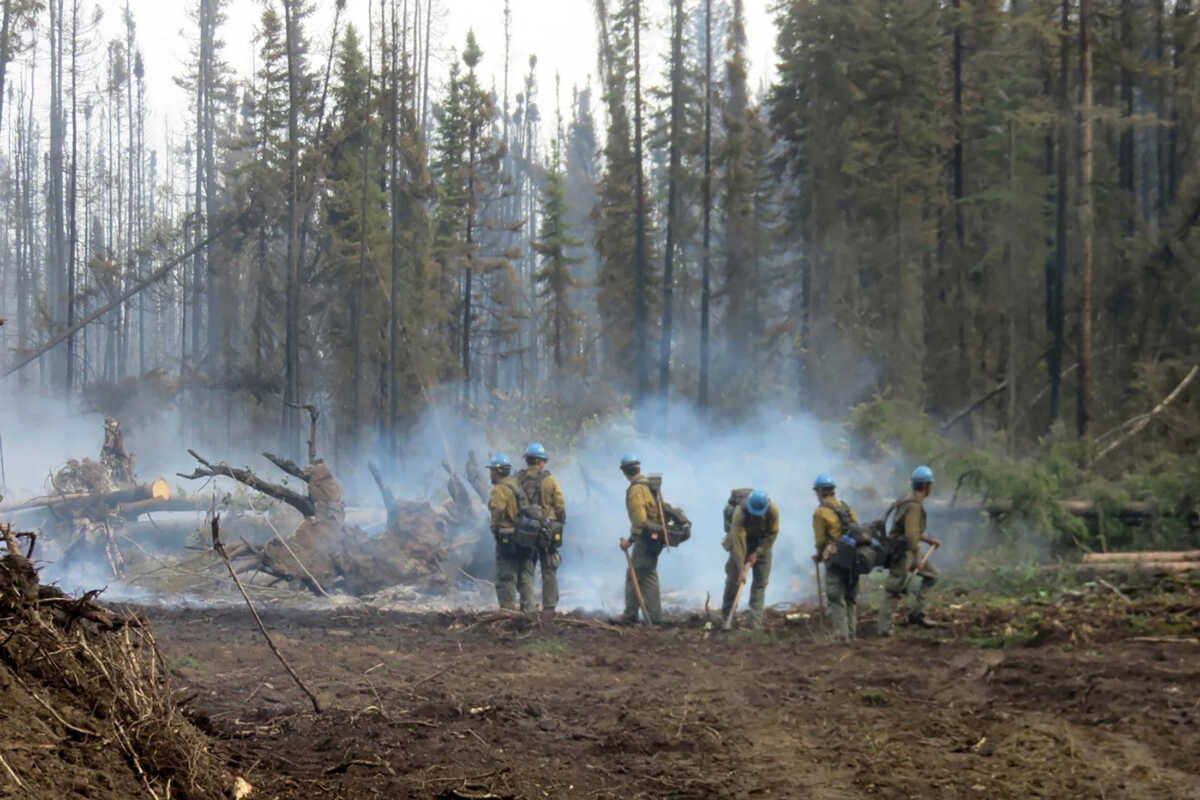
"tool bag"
724,488,753,534
662,501,692,546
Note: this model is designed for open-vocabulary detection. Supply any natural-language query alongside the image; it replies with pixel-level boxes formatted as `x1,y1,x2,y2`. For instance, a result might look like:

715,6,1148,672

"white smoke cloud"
4,384,956,612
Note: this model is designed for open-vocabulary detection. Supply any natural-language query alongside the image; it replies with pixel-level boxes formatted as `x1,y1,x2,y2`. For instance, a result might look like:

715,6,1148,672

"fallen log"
1069,561,1198,574
1083,551,1200,564
938,499,1158,522
0,479,170,514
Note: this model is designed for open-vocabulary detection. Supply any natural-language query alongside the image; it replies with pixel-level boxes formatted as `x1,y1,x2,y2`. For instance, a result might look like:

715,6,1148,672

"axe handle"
624,545,652,625
914,541,940,574
816,562,825,615
723,569,748,630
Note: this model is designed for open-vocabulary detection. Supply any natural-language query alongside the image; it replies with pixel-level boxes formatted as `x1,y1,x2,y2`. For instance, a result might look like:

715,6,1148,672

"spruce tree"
533,138,583,374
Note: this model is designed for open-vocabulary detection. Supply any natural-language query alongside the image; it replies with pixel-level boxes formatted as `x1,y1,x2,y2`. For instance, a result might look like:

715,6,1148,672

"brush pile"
0,527,229,799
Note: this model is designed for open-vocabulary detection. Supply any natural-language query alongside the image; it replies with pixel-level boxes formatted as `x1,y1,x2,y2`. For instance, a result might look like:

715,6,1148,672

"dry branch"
284,401,320,464
210,516,321,713
1094,365,1199,463
179,450,315,518
262,452,308,482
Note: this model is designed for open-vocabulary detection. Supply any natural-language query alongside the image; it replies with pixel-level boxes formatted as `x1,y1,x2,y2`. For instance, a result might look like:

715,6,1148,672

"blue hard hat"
524,442,548,461
487,453,512,470
911,465,935,484
619,452,640,468
746,490,770,517
813,472,836,490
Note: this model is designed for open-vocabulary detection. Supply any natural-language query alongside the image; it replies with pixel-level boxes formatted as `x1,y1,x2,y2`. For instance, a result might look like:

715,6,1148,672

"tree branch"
262,452,309,482
283,401,320,464
1093,365,1199,463
178,450,315,518
211,516,321,713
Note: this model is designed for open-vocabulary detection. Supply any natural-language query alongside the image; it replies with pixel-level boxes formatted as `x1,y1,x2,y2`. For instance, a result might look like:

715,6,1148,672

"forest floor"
134,569,1200,800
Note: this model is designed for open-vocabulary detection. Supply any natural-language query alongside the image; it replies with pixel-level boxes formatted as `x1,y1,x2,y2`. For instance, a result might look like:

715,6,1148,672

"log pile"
0,418,195,576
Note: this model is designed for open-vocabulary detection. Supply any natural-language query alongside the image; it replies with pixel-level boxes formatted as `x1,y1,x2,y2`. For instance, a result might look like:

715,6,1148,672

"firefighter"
487,454,535,612
722,489,780,628
811,473,860,642
878,465,942,635
516,442,566,614
619,453,663,624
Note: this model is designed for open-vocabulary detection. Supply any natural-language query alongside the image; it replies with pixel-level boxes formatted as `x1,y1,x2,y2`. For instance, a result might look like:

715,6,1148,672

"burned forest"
2,0,1200,798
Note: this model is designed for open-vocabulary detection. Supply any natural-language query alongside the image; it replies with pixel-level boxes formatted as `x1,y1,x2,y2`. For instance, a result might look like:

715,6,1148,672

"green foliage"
849,396,1200,551
533,144,585,373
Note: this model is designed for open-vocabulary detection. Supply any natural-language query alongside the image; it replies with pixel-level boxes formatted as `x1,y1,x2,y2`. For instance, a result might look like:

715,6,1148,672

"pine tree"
719,0,753,379
533,138,583,373
324,22,386,448
593,0,641,389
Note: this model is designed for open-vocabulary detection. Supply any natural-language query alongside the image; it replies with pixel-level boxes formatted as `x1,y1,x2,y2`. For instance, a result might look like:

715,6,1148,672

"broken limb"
284,401,320,464
368,462,399,522
1093,365,1199,463
210,516,321,713
261,452,309,483
178,450,316,518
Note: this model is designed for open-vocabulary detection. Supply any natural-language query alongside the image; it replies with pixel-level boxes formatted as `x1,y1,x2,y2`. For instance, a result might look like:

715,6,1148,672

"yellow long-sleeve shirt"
625,476,659,538
488,477,521,531
812,493,858,553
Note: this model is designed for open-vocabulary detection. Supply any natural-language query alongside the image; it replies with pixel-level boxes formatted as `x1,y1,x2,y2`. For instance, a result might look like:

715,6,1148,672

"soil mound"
0,538,230,799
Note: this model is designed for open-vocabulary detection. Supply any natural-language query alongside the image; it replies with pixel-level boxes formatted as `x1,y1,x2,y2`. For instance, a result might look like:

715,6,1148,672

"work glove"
619,537,631,552
842,535,856,547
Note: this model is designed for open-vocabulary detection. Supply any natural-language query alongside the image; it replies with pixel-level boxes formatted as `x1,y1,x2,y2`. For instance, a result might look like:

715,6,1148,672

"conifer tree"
533,138,583,373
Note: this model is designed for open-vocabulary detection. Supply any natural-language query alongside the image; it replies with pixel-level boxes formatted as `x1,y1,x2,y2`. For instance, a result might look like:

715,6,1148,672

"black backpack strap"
506,479,530,508
885,498,917,537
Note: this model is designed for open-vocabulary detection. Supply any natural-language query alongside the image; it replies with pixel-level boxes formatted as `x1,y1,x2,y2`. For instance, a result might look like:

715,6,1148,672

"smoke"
4,381,979,612
463,399,921,614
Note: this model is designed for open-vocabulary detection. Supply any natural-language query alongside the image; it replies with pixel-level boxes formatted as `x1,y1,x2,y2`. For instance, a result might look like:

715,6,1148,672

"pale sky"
94,0,775,163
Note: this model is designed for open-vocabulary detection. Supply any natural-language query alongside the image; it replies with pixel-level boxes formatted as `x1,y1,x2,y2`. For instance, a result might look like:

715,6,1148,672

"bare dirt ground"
142,575,1200,800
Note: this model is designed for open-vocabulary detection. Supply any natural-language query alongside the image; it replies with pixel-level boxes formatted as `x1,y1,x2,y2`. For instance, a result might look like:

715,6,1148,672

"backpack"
661,501,692,546
516,469,559,551
724,488,753,534
875,499,921,569
498,479,546,552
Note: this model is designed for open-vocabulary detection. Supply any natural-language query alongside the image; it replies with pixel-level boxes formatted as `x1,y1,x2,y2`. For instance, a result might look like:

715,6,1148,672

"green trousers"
495,543,536,613
536,548,562,611
623,538,661,624
721,546,773,627
877,553,938,636
825,565,857,641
